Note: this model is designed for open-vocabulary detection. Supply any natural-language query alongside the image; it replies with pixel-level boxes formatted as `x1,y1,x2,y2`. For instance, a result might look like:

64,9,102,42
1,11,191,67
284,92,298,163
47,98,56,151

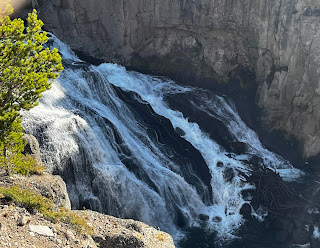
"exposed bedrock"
38,0,320,159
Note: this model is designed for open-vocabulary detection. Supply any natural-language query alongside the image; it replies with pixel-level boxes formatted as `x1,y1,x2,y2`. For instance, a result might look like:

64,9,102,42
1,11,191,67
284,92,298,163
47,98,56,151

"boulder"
31,174,72,210
249,155,264,168
175,127,186,137
198,214,209,222
212,216,222,222
29,224,54,237
15,173,71,210
223,167,235,182
22,134,42,164
216,161,224,168
240,203,252,217
229,142,247,155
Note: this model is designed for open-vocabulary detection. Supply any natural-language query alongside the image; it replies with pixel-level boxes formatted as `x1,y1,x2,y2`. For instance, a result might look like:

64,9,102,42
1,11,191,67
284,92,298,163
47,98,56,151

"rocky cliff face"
0,172,175,248
38,0,320,159
0,134,175,248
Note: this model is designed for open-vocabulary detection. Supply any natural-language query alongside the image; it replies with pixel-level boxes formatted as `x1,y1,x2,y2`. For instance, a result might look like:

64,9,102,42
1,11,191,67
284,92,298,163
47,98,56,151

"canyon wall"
38,0,320,159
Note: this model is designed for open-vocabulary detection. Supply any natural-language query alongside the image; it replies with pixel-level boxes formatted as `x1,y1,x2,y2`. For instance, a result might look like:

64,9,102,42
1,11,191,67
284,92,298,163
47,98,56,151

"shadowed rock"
22,134,42,164
175,127,186,136
38,0,320,159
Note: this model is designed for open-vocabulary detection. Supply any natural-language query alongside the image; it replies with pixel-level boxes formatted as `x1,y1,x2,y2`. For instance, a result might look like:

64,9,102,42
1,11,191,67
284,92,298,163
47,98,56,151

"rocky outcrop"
256,1,320,159
0,204,97,248
28,173,72,210
21,134,72,209
76,210,175,248
0,130,175,247
0,171,175,248
37,0,320,158
23,134,42,164
0,173,72,210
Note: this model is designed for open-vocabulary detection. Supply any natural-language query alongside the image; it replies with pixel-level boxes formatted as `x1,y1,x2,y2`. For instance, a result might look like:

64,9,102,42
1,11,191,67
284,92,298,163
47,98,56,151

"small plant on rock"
0,186,93,235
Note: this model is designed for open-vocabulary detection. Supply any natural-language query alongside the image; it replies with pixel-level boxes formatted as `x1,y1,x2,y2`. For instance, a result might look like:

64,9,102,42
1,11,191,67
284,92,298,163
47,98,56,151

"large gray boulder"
37,0,320,158
21,134,72,210
23,134,42,164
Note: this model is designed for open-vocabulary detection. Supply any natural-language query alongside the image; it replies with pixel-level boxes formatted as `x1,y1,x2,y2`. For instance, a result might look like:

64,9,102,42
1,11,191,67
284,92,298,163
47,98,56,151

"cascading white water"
21,35,301,241
186,91,302,182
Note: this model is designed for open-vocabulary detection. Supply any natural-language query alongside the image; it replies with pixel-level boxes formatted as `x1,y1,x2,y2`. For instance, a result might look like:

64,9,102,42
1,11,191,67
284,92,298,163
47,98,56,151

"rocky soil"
0,204,97,248
75,210,175,248
0,171,175,248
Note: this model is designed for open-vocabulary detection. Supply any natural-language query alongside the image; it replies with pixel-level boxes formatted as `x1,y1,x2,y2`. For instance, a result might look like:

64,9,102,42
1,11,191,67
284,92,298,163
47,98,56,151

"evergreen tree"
0,2,63,175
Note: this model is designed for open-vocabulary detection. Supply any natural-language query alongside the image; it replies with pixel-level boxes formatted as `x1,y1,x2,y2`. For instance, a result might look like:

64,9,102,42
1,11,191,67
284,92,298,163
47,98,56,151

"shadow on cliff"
73,49,302,166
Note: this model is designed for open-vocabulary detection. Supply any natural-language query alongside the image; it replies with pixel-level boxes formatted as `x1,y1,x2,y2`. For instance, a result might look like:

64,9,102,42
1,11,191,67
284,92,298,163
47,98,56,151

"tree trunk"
3,147,10,176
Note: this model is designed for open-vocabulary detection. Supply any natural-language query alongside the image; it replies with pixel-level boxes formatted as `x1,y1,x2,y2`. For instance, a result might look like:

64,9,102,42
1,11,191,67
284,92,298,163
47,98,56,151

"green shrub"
0,185,53,213
0,2,63,176
57,208,93,235
12,154,45,176
0,186,92,235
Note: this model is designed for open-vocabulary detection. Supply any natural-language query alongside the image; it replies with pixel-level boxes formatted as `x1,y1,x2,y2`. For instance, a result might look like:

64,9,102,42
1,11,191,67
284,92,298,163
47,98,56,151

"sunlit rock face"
38,0,320,158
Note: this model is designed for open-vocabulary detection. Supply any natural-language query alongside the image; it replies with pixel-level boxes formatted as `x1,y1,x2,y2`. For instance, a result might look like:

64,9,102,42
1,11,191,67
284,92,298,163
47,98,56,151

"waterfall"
21,35,301,241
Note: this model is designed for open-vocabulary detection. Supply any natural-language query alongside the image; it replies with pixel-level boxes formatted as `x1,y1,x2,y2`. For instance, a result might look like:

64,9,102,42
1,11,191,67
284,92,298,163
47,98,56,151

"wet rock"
292,227,311,245
229,142,247,155
249,155,264,168
175,127,186,136
309,225,315,235
275,230,289,243
223,167,235,182
241,190,254,201
216,161,224,167
199,214,209,221
212,216,222,222
273,219,294,233
226,154,233,159
240,203,251,217
255,206,268,217
310,237,320,248
175,208,189,228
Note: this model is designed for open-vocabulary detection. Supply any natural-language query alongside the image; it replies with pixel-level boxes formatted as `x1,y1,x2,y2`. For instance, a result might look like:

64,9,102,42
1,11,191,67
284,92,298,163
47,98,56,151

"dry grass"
155,233,166,241
0,186,92,235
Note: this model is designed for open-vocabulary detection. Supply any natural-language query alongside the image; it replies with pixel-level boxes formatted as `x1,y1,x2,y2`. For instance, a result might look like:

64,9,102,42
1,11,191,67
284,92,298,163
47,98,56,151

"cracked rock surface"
37,0,320,159
0,171,175,248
